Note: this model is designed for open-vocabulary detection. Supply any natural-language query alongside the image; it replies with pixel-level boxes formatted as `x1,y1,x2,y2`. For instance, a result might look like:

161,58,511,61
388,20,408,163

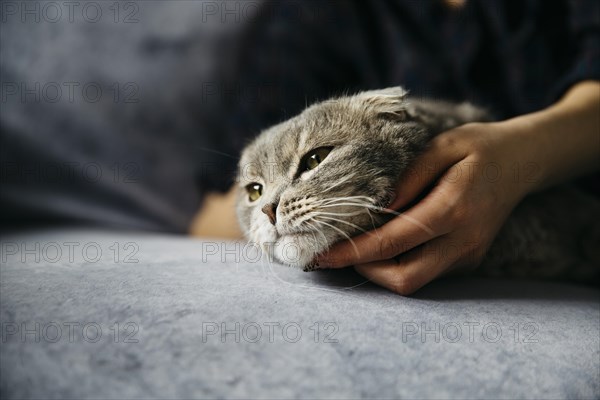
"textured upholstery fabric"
1,229,598,399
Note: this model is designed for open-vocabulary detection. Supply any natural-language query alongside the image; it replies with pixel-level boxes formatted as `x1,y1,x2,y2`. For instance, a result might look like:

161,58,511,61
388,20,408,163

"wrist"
479,119,544,200
498,81,600,193
493,117,547,195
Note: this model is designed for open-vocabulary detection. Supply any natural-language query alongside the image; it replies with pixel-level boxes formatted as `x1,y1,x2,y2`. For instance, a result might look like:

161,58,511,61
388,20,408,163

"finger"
316,185,454,268
353,235,460,295
388,130,468,211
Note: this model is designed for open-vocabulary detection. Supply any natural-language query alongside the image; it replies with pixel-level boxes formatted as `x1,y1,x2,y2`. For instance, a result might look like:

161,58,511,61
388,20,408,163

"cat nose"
261,202,278,225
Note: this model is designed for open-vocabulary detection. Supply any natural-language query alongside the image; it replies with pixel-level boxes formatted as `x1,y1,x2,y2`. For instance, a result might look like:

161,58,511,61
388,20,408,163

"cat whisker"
312,214,372,235
316,202,378,209
312,217,361,256
194,146,239,160
366,206,400,215
315,202,434,237
314,195,377,205
361,205,378,232
304,220,329,247
306,228,319,255
360,205,435,235
312,210,366,217
316,201,381,231
316,173,357,194
313,194,375,201
313,197,382,230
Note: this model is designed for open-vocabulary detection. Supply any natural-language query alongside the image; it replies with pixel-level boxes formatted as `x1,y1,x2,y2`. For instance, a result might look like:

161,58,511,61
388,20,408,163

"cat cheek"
250,215,277,245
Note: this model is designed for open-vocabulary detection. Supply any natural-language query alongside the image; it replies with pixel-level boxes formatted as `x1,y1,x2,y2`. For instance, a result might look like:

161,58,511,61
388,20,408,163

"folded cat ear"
350,86,411,120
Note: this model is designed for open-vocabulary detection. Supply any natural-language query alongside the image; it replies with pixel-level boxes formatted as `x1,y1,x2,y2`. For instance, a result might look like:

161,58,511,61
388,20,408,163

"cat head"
236,87,427,268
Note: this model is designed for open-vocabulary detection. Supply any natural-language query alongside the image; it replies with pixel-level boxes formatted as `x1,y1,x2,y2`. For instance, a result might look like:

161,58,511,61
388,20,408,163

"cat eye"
301,147,333,172
246,183,262,202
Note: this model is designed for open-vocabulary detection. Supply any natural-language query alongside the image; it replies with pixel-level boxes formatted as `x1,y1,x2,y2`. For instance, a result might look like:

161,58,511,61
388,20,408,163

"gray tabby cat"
236,87,600,282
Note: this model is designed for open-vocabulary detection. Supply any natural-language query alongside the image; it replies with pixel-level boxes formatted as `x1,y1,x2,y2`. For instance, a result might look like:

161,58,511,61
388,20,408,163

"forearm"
501,80,600,193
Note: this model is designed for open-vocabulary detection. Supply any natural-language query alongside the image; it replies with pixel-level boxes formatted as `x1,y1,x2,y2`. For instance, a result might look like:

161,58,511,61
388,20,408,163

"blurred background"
1,0,597,234
1,1,344,234
2,1,251,233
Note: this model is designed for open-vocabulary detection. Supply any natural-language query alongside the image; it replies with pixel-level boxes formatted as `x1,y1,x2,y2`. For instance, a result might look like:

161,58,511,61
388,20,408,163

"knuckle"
468,136,493,159
432,131,457,150
378,236,400,260
390,274,417,296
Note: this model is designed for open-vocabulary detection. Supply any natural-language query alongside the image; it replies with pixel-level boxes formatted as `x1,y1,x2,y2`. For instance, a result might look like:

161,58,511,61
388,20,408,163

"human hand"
316,121,536,295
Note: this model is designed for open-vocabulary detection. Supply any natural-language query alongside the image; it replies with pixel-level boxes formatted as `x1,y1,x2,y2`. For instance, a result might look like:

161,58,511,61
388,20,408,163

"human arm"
316,80,600,295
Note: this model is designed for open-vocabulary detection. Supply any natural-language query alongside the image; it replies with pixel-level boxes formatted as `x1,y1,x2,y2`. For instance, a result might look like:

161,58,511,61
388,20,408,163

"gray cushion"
1,229,598,399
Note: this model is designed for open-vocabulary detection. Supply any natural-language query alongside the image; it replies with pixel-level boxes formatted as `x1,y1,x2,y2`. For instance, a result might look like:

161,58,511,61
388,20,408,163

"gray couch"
1,229,598,399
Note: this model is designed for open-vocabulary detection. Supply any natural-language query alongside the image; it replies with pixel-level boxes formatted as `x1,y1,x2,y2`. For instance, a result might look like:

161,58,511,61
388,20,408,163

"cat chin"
271,234,326,269
250,220,329,268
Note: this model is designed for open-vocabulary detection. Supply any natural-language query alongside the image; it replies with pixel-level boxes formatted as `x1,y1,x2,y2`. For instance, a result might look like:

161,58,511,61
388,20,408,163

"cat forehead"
240,107,325,156
267,102,363,145
237,98,374,183
238,121,304,183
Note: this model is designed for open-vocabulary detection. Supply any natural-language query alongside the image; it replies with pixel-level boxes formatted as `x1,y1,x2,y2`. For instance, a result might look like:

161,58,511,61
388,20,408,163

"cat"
236,87,600,282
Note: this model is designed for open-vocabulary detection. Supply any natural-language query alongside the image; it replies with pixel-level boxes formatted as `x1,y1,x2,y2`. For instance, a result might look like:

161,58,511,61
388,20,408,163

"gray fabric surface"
1,229,599,399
